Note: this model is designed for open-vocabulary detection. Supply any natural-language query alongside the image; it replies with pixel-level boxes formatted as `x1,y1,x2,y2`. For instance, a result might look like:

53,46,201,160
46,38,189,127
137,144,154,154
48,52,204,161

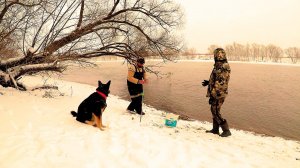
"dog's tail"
71,111,77,117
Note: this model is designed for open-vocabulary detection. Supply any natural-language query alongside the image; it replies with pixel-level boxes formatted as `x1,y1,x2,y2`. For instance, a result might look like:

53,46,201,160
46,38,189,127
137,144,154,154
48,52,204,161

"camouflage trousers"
210,97,226,124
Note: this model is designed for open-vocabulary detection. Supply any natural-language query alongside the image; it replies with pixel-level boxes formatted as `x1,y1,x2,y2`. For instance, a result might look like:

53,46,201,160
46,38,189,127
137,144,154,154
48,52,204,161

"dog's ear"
98,80,102,87
106,80,111,87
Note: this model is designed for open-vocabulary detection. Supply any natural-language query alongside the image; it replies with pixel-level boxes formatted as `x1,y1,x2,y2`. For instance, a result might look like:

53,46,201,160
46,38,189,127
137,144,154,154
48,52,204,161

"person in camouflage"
202,48,231,137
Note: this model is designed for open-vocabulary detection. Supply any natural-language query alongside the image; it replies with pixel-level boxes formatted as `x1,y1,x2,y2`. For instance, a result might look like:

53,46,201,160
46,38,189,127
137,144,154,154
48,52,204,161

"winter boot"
220,120,231,137
205,119,219,134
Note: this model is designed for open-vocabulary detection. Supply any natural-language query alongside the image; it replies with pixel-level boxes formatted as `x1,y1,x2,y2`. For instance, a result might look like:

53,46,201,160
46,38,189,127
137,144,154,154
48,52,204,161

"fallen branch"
31,85,59,91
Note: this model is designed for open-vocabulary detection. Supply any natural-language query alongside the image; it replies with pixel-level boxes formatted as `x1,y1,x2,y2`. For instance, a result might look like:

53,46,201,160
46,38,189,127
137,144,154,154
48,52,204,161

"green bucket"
165,118,177,127
165,113,179,128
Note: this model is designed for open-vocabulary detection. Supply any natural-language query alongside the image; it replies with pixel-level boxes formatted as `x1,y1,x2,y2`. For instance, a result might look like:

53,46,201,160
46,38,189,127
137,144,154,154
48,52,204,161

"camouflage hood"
214,48,227,62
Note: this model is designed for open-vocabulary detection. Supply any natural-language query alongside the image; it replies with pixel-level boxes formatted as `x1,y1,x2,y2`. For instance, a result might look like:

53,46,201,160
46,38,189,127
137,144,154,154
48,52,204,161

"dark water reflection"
61,61,300,141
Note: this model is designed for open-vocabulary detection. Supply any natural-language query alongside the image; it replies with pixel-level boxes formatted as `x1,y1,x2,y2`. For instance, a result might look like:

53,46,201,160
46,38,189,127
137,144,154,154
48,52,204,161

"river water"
60,61,300,141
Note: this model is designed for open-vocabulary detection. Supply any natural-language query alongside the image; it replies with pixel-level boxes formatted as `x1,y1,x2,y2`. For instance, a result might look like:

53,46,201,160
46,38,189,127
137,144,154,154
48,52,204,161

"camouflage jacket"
207,62,231,99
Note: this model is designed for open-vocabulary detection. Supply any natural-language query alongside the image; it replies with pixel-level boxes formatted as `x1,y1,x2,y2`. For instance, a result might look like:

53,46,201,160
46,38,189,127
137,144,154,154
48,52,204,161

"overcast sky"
177,0,300,53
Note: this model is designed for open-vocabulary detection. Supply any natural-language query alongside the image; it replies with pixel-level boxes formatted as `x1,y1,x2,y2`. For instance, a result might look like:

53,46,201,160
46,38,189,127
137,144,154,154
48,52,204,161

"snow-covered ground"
0,76,299,168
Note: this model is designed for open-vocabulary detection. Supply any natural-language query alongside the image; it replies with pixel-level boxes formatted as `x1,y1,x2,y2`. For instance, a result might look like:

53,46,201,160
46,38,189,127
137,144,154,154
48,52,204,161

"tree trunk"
0,61,63,90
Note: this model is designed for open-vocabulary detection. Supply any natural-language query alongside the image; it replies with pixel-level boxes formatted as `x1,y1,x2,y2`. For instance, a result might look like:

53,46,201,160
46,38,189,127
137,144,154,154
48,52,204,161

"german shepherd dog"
71,80,111,131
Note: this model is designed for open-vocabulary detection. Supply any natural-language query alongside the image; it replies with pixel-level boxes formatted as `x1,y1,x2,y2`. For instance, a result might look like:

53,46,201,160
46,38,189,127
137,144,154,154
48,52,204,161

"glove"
138,80,145,84
202,80,209,86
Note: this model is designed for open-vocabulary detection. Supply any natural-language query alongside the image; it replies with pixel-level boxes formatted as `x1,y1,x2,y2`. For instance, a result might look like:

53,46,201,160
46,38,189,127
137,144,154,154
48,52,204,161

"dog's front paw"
99,127,105,131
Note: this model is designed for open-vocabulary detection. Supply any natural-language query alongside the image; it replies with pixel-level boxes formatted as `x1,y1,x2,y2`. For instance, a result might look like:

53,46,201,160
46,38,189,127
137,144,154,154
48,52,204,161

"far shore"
88,57,300,66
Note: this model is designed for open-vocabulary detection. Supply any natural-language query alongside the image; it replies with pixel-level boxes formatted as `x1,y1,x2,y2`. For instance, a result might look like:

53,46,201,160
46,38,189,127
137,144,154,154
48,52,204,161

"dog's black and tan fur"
71,80,111,131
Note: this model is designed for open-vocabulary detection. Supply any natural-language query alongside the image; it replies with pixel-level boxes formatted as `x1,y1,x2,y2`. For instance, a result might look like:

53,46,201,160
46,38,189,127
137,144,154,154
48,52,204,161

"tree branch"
0,0,43,24
76,0,85,28
106,0,120,18
0,56,26,69
0,2,15,24
8,62,64,79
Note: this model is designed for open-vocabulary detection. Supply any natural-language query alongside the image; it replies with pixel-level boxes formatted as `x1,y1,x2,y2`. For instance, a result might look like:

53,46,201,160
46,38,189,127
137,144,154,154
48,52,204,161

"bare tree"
207,45,220,54
266,44,283,63
181,47,197,59
0,0,183,90
224,42,245,61
285,47,300,64
249,43,261,61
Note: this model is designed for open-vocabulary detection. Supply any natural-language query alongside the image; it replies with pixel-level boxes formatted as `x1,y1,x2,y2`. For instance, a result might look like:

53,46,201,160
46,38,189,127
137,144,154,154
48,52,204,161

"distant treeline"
182,42,300,64
67,42,300,64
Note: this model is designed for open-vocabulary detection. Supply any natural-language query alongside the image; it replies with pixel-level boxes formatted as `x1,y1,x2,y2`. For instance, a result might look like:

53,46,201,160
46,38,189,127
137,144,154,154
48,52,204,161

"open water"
60,61,300,141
